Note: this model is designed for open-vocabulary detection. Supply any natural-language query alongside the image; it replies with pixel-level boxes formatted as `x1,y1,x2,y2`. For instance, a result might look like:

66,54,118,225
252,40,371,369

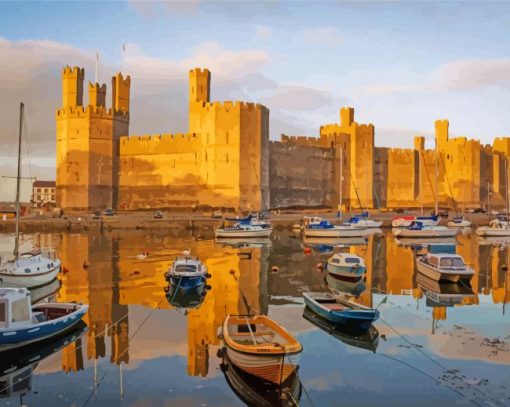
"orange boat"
222,314,302,385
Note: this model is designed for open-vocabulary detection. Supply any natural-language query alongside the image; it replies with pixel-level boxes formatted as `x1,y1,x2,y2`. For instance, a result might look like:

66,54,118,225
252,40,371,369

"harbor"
0,227,509,406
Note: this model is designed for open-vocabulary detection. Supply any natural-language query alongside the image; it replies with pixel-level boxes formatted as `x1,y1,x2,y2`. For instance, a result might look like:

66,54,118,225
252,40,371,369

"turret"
189,68,211,104
414,136,425,151
340,107,354,127
435,119,449,147
62,66,84,108
112,73,130,113
88,82,106,108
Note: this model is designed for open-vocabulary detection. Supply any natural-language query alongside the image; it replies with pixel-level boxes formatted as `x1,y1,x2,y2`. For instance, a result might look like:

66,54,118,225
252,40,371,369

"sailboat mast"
339,146,343,219
419,150,423,216
14,102,23,259
505,159,509,221
434,139,439,216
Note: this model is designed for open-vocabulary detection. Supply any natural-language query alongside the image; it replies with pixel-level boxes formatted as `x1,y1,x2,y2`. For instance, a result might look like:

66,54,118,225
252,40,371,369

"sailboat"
476,159,510,236
0,103,61,288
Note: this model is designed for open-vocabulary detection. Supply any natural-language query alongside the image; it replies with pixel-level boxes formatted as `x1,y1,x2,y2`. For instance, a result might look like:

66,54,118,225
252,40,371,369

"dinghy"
476,219,510,237
393,221,457,238
392,215,439,228
164,255,208,289
222,314,302,385
326,253,366,277
0,287,88,350
416,253,474,283
303,292,379,330
447,216,472,228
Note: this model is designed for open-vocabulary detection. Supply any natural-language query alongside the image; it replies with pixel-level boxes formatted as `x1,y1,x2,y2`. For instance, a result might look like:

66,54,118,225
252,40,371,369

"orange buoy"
303,247,312,254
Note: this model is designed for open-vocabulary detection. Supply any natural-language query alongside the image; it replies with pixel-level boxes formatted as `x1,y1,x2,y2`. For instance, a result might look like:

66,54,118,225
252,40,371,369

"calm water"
0,228,509,407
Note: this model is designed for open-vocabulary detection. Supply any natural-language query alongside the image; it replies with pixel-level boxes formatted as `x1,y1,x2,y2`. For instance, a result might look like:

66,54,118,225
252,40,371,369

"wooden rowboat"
222,314,302,385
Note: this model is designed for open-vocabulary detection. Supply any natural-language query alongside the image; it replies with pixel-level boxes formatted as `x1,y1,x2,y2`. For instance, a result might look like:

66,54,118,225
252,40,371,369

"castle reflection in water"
36,230,509,377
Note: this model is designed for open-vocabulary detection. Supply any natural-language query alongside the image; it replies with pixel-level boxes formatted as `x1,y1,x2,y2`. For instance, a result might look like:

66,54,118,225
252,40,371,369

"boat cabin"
0,288,32,329
304,216,334,229
424,254,465,269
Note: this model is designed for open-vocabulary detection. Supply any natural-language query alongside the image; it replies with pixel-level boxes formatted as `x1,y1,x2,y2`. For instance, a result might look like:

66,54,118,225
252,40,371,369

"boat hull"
225,347,298,385
304,228,369,238
167,274,205,288
416,259,473,283
215,228,273,238
326,263,366,277
303,300,378,331
475,227,510,237
393,228,457,238
350,220,383,228
0,264,60,288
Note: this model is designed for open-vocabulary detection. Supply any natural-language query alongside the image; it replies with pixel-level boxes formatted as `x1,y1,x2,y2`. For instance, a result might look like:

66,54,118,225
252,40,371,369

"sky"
1,0,510,179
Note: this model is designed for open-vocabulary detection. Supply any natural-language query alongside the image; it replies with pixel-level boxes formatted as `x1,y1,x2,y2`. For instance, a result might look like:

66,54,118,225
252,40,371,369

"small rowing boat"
303,292,379,330
222,314,302,385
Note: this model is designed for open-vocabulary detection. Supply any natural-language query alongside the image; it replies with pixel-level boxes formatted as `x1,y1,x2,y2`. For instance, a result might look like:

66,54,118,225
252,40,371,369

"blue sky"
1,1,510,177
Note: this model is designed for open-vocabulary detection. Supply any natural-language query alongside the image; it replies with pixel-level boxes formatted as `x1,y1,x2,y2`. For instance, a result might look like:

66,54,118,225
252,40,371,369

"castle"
56,65,510,211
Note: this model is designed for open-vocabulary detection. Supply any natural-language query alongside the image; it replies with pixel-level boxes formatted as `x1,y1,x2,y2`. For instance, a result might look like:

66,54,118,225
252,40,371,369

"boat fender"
205,284,212,290
163,286,169,293
303,247,312,254
316,262,324,271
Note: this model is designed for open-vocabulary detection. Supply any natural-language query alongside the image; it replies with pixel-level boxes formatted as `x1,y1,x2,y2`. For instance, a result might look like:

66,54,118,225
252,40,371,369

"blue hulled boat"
164,255,208,289
303,292,379,330
0,287,88,351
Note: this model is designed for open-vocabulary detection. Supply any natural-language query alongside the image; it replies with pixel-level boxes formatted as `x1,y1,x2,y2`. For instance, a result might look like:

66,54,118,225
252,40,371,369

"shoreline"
0,210,493,233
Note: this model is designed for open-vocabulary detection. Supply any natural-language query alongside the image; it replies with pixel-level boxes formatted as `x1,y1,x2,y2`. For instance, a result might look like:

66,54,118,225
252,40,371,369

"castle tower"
56,67,130,211
188,68,211,134
88,82,106,107
62,66,84,108
435,119,449,148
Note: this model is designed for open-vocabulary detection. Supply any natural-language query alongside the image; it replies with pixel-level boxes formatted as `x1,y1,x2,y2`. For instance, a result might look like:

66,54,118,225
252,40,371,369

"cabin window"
24,268,31,274
345,258,360,264
0,302,5,323
428,257,438,267
332,258,340,264
11,298,30,322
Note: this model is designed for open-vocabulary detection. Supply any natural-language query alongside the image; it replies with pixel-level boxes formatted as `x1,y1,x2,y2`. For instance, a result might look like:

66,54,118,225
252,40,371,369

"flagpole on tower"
95,51,99,84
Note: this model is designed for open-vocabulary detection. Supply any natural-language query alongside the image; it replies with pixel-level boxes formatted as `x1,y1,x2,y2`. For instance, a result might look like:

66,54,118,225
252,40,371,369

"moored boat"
164,255,208,289
392,215,439,228
475,219,510,236
416,253,474,283
215,223,273,238
345,212,383,228
303,216,369,238
325,253,366,277
303,292,379,330
447,216,472,228
416,273,477,307
164,279,209,310
393,221,457,238
0,287,89,351
222,314,302,385
325,272,366,297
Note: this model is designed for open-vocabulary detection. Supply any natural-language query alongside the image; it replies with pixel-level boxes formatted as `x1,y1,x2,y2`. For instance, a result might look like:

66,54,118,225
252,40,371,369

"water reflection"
0,229,508,405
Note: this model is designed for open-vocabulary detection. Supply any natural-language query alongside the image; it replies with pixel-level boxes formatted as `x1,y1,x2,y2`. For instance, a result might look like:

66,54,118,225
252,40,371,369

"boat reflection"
0,321,87,400
215,238,273,249
416,273,477,307
325,272,366,297
303,307,379,352
220,353,302,407
29,277,61,304
303,236,368,250
476,235,510,247
394,237,457,248
164,280,209,311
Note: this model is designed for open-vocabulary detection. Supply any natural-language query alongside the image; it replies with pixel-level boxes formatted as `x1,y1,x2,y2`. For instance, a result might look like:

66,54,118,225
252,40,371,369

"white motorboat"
345,213,382,228
303,217,369,238
447,216,472,228
0,249,61,288
392,215,439,228
326,253,366,277
215,223,273,238
475,219,510,236
416,253,474,283
393,222,457,238
164,255,208,288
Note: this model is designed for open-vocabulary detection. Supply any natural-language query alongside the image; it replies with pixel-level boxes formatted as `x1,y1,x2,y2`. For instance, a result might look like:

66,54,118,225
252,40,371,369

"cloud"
259,85,334,111
300,27,344,46
128,0,199,19
361,58,510,96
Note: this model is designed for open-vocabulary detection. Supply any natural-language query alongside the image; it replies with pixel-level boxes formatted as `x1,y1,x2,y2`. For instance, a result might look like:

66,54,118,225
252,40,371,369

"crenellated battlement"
56,105,129,119
62,65,84,77
120,133,198,144
387,147,415,159
201,100,268,113
280,134,323,146
119,133,200,156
